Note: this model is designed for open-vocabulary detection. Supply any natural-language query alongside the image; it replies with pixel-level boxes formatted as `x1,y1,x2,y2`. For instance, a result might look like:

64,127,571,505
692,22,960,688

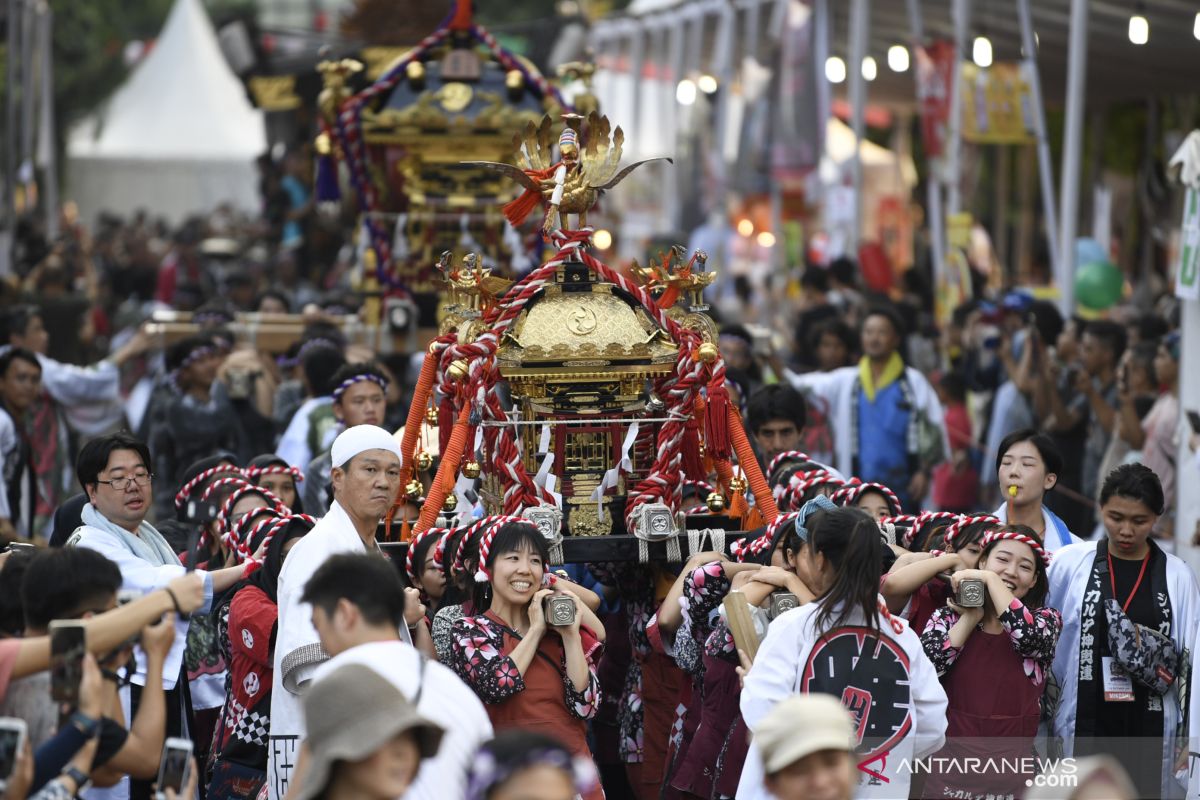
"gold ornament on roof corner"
436,251,512,323
463,111,672,235
706,492,727,513
414,451,434,472
462,460,482,479
555,61,599,115
316,58,363,127
631,246,715,312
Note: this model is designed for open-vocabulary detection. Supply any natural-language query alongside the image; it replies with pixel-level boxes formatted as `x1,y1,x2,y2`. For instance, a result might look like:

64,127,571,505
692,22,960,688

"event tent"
66,0,266,225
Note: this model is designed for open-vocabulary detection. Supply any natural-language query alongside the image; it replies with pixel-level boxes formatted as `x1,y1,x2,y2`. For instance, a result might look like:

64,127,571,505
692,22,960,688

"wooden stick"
723,590,761,663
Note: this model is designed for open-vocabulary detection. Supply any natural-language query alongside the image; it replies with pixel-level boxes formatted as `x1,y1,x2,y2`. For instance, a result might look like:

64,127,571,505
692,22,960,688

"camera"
225,368,255,400
542,594,576,627
767,591,799,620
956,577,986,608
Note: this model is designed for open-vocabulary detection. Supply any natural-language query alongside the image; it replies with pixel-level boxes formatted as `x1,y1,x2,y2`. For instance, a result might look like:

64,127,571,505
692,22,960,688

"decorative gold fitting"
414,451,434,472
442,493,458,511
706,492,727,512
462,460,482,479
697,342,719,364
405,480,424,499
447,359,470,381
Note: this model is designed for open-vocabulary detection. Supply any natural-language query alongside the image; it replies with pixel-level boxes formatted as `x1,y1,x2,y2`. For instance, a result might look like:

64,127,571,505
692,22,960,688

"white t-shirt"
311,641,493,800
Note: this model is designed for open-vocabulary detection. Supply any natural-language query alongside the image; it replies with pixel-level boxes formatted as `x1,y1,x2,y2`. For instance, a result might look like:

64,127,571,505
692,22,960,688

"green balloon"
1075,260,1124,310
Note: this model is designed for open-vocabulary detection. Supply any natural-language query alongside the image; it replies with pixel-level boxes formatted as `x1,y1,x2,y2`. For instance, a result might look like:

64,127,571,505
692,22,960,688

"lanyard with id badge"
1103,551,1150,702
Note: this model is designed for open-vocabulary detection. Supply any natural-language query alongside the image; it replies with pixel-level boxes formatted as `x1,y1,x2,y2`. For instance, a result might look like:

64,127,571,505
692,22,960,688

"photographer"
447,522,604,800
919,527,1060,798
17,548,176,792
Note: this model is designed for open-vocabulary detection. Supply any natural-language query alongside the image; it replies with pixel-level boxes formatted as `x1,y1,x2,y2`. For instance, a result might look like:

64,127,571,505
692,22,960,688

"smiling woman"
447,522,605,800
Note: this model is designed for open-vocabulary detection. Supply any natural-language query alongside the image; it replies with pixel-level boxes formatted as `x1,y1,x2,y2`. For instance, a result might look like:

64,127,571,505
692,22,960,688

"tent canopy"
67,0,266,222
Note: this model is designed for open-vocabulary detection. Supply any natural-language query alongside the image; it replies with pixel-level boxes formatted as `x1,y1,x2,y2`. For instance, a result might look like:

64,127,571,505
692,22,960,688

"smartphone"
1187,410,1200,436
49,620,87,705
0,718,26,791
155,738,193,799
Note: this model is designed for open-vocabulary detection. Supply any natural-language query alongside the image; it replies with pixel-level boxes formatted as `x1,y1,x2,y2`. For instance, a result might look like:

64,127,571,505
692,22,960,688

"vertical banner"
937,212,975,325
915,40,955,158
772,0,822,180
1177,187,1200,301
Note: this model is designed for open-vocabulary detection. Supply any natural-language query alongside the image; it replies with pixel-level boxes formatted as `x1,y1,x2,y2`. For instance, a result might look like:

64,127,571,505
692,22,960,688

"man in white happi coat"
267,424,405,800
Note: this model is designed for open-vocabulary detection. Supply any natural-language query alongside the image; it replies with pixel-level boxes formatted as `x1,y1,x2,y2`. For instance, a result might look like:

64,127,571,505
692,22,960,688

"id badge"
1102,656,1136,702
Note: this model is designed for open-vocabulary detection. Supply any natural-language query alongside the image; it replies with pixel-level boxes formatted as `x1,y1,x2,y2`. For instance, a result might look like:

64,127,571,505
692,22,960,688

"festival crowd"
0,200,1196,800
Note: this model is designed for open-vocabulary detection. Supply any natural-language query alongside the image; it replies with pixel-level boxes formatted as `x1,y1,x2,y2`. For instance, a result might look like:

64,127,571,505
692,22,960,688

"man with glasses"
67,431,246,800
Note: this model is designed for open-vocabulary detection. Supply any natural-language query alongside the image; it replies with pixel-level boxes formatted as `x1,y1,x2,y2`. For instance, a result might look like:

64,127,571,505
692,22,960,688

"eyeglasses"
95,472,154,491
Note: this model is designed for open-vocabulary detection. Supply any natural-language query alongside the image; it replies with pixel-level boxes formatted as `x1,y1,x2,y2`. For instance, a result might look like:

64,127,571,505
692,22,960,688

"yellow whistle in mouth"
1008,485,1018,498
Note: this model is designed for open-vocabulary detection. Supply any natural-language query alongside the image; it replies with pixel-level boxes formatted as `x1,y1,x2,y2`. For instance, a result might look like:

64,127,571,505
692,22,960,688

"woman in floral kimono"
448,521,606,800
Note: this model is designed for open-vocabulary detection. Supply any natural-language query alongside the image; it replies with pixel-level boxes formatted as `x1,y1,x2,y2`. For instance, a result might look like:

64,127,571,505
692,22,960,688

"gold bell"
405,480,423,499
505,69,524,90
447,359,469,381
697,342,719,364
414,451,434,472
443,493,458,511
729,476,747,494
462,460,482,479
406,61,426,82
425,406,439,426
706,492,727,513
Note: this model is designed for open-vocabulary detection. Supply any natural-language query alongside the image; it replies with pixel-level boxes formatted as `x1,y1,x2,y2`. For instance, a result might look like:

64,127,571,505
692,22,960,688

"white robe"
736,601,948,800
268,500,368,800
785,365,949,482
1047,541,1200,799
276,397,334,471
990,502,1084,552
311,641,492,800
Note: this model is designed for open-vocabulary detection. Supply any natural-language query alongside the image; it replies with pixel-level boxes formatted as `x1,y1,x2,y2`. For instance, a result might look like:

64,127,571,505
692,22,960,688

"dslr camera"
542,594,576,627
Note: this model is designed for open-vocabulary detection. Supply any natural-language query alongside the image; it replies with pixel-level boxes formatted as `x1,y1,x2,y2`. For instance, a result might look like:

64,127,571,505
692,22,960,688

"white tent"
67,0,266,225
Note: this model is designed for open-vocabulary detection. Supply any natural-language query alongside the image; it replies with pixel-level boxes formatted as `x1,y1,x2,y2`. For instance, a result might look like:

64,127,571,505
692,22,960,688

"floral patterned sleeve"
704,616,739,664
448,615,525,704
999,599,1062,686
562,644,601,721
920,605,964,677
431,604,464,664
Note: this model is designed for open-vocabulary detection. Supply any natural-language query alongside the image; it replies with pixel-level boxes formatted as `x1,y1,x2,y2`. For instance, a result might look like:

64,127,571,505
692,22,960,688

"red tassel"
681,426,705,481
438,397,455,456
705,381,732,460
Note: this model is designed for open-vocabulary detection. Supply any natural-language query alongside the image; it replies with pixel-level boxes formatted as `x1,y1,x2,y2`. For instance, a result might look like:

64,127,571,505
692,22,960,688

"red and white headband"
906,511,959,547
218,483,286,545
744,511,802,560
475,517,537,583
981,529,1051,568
174,464,243,511
452,515,525,577
406,527,448,584
432,529,456,573
241,513,317,573
765,450,812,480
230,510,283,563
831,482,902,516
246,464,304,483
943,514,999,549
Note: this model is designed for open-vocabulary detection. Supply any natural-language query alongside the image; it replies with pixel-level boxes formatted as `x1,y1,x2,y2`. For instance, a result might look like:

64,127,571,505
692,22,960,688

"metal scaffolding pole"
1057,0,1088,315
907,0,946,298
1015,0,1059,281
847,0,869,254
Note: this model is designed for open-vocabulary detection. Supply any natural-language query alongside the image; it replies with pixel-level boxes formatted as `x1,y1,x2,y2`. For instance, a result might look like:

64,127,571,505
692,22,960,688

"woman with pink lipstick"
1047,464,1200,799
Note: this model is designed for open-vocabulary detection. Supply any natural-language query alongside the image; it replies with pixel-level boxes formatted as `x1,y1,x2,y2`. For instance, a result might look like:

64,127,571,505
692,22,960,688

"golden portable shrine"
316,1,595,334
381,111,780,561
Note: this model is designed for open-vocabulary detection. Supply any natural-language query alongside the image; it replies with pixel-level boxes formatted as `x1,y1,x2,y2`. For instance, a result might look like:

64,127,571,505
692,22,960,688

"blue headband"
794,494,836,542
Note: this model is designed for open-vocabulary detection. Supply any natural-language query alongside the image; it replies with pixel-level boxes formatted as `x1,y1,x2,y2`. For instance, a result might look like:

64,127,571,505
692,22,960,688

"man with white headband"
267,424,404,800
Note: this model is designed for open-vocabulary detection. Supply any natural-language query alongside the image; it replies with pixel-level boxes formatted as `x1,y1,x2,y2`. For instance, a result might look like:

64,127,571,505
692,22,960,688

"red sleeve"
155,263,176,305
645,615,667,655
229,587,278,668
579,624,604,662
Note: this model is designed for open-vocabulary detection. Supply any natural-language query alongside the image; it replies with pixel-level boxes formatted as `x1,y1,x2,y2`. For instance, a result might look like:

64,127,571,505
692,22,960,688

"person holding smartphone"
66,433,247,800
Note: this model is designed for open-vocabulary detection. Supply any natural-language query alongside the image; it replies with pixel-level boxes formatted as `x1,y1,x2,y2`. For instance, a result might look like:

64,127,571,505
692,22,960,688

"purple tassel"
315,153,340,203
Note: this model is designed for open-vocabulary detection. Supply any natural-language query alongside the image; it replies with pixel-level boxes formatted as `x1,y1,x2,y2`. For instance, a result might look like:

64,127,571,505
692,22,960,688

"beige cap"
756,694,856,775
